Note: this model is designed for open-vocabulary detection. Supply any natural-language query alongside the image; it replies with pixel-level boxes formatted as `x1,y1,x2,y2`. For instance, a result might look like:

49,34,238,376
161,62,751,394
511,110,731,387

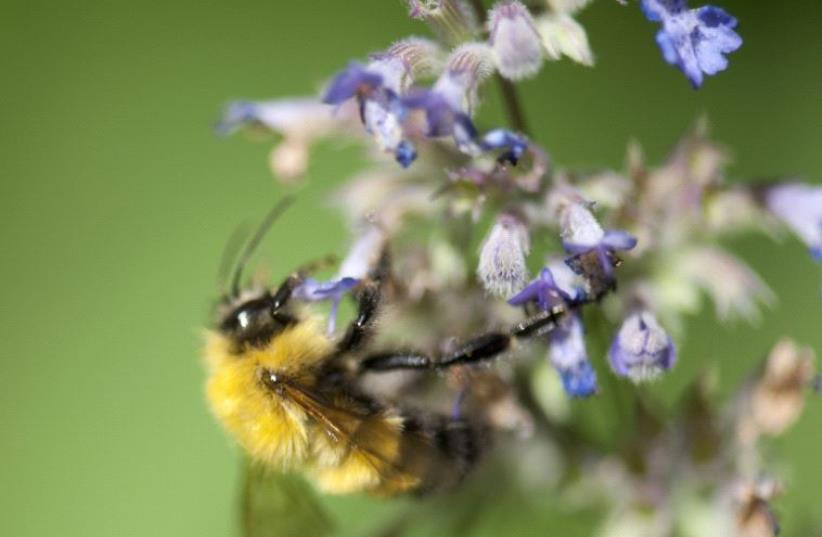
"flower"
402,43,529,163
403,43,492,155
559,202,637,279
215,98,346,180
641,0,742,88
548,314,597,397
508,267,573,312
477,213,530,297
536,13,594,66
609,311,676,383
294,226,386,334
323,39,440,167
764,183,822,261
750,339,816,437
293,277,360,335
488,1,544,81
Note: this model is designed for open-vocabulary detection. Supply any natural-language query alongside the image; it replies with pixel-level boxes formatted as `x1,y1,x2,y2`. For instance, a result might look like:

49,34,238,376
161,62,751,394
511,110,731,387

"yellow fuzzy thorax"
203,319,421,495
204,319,333,469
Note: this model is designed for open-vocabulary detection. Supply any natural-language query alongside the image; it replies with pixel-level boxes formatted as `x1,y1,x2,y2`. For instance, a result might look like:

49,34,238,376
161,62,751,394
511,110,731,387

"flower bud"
488,1,544,80
609,311,676,383
406,0,479,46
477,213,530,297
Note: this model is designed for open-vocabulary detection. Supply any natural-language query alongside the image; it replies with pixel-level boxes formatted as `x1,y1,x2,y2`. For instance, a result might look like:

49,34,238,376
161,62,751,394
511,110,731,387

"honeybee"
204,200,565,496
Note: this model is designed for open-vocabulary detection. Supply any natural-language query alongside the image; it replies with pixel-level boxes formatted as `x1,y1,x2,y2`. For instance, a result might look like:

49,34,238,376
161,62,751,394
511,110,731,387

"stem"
466,0,532,136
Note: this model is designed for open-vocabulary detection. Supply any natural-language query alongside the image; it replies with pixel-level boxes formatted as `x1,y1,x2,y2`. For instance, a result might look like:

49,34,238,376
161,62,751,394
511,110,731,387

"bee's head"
218,290,296,349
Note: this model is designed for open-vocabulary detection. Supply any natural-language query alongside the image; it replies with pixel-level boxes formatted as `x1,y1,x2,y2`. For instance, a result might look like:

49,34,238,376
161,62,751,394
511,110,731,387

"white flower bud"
559,202,604,247
477,214,530,297
488,1,544,80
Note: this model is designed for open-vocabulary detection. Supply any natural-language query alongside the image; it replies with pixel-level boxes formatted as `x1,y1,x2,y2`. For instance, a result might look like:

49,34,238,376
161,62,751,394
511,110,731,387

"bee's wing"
281,381,427,493
242,461,334,537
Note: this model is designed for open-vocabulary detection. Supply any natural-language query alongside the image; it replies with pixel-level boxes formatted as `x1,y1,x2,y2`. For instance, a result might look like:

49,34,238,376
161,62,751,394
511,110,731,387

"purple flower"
548,314,597,397
641,0,742,88
293,277,360,334
323,62,415,167
479,129,529,165
508,267,572,312
764,183,822,261
323,39,439,168
560,202,637,278
215,98,337,137
609,311,676,383
402,43,527,164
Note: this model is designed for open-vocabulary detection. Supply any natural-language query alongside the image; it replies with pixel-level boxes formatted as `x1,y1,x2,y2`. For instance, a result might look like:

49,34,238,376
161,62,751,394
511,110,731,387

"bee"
204,199,566,496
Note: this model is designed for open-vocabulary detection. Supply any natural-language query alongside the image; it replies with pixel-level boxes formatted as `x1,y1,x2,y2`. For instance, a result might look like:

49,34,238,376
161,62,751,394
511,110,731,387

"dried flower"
477,213,530,297
488,1,544,80
641,0,742,88
609,310,676,382
751,339,816,437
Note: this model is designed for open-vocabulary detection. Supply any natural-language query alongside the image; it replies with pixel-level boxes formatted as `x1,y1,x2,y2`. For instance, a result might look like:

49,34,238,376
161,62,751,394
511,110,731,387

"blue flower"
323,62,417,168
560,202,637,279
559,360,598,399
641,0,742,88
294,277,360,334
548,313,597,398
764,183,822,262
508,267,573,312
402,43,529,164
609,311,676,383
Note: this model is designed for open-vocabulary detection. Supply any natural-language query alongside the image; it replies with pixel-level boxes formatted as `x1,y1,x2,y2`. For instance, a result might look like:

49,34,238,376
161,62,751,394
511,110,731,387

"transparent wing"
241,459,334,537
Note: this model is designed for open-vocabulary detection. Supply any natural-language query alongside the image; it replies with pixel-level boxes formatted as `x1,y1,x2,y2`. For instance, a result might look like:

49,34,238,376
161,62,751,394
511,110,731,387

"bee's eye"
219,294,295,348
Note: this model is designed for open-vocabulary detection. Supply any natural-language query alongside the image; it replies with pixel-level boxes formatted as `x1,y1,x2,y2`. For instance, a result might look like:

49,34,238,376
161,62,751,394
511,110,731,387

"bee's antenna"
217,222,251,291
229,195,296,298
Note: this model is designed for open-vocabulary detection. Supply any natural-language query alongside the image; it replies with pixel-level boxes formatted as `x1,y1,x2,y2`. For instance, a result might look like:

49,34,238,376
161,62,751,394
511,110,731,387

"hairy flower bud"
406,0,479,46
477,213,530,297
609,311,676,382
488,1,544,80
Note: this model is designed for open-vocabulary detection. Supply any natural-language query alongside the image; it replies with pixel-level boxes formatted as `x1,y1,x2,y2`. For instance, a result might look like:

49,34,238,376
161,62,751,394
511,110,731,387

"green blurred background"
1,0,820,535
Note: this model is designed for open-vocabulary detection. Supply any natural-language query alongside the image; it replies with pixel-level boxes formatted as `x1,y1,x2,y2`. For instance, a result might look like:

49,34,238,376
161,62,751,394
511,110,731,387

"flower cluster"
216,2,818,535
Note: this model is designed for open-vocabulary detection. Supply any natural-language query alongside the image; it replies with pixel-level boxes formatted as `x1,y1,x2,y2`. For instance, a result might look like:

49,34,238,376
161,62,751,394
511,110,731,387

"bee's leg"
271,255,337,310
335,249,391,355
358,306,565,373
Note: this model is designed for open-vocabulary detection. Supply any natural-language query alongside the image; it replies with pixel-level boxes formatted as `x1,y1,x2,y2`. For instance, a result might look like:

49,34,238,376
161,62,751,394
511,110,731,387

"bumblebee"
204,201,565,496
